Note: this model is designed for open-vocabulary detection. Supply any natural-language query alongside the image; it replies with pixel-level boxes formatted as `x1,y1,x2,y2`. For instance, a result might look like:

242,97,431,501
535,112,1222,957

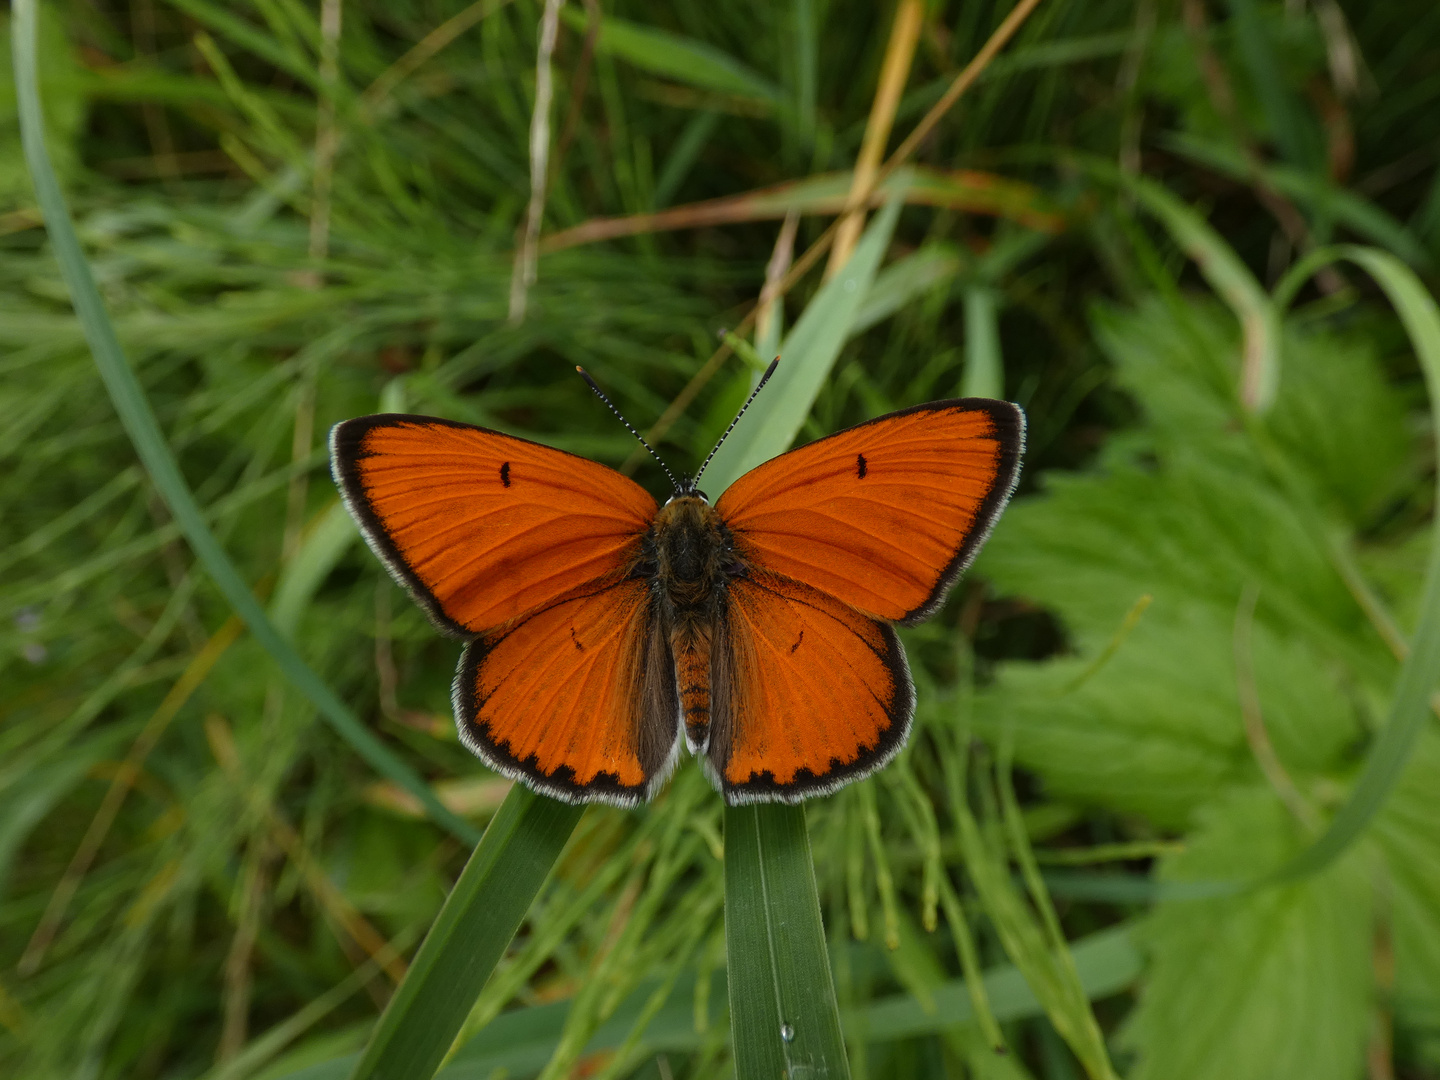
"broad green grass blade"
725,803,849,1079
269,499,359,639
702,186,906,492
11,0,479,849
850,244,963,336
962,286,1004,398
348,787,583,1080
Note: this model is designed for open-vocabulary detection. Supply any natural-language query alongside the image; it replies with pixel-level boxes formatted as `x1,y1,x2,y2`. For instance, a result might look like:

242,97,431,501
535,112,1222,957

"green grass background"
3,0,1440,1077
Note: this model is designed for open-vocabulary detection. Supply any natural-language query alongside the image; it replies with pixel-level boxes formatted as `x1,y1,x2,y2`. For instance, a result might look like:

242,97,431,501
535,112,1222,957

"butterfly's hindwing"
704,569,914,803
454,577,681,807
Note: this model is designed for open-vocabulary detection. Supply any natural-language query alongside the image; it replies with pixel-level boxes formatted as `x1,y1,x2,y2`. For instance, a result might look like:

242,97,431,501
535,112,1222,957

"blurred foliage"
1,0,1438,1078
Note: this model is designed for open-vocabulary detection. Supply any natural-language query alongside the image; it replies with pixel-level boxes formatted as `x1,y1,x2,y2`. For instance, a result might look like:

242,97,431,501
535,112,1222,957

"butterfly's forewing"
714,399,1024,625
332,414,658,635
331,414,678,804
457,579,679,805
707,570,912,802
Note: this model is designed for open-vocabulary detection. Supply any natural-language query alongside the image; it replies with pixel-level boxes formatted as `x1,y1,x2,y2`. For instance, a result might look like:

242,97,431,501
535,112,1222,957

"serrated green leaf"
1374,731,1440,1033
1124,789,1372,1080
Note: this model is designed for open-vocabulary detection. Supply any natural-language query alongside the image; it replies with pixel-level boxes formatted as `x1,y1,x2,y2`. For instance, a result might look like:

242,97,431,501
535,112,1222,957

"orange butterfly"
330,363,1024,806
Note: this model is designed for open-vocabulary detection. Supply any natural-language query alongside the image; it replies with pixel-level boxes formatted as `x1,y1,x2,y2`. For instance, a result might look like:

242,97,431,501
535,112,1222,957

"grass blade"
702,186,906,491
348,787,583,1080
725,803,849,1079
10,0,478,848
563,10,783,104
962,286,1004,398
1114,166,1282,413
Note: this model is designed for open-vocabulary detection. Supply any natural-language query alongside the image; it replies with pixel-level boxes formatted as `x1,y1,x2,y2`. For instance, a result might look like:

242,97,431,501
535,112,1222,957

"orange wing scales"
457,580,680,806
709,572,913,802
331,415,656,635
716,399,1024,624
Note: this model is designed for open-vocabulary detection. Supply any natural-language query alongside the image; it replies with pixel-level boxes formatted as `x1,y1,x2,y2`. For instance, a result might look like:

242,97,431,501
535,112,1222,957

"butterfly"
329,362,1024,807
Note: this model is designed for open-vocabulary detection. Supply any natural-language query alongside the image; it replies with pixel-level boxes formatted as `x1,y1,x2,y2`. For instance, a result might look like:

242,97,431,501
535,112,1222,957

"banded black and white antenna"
691,357,779,488
577,367,684,494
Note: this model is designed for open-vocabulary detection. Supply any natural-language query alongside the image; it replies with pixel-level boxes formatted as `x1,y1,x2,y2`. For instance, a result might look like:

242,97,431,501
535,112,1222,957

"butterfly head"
668,478,709,505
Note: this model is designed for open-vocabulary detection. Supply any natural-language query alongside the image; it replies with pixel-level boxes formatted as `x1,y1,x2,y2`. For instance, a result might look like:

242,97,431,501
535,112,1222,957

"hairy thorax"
643,495,739,747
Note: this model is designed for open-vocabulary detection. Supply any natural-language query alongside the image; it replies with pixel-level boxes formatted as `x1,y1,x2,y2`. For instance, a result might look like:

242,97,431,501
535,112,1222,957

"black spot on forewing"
570,627,583,651
856,454,867,479
790,630,804,653
500,461,511,487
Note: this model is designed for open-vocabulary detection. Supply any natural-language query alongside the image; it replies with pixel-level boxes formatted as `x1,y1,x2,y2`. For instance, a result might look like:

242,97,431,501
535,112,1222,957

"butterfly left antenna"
576,367,684,494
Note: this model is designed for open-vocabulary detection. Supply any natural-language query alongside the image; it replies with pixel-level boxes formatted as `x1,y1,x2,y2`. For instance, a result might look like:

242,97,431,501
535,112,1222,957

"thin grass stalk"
826,0,923,276
859,782,901,951
17,616,244,974
626,0,1047,462
509,0,564,324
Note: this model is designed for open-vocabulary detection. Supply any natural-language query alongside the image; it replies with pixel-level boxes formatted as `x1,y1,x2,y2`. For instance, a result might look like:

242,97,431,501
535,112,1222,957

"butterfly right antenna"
577,367,684,494
691,357,779,489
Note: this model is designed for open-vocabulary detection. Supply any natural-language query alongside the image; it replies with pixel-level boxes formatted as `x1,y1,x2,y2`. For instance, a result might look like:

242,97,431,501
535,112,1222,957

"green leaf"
975,295,1404,826
1123,789,1372,1080
347,787,583,1080
1265,245,1440,885
702,187,906,493
10,0,479,849
1374,730,1440,1034
725,802,849,1079
562,10,783,104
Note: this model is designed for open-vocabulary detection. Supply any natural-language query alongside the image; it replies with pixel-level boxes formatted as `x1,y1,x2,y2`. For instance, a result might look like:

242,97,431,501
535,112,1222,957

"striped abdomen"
672,622,712,748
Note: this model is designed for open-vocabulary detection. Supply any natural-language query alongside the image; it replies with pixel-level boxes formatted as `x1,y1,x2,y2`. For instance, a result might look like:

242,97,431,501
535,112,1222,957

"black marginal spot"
570,627,583,652
856,454,867,479
500,461,511,487
790,629,804,653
